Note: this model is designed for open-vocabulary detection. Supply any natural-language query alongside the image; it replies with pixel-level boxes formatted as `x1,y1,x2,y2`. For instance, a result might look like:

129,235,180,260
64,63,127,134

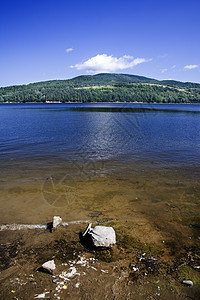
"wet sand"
0,160,200,299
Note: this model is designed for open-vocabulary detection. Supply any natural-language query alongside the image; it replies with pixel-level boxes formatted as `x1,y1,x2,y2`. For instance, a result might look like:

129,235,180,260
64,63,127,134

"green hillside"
1,73,200,103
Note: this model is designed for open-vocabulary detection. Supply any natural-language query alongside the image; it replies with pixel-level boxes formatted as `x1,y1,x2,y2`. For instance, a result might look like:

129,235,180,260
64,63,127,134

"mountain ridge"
2,73,200,88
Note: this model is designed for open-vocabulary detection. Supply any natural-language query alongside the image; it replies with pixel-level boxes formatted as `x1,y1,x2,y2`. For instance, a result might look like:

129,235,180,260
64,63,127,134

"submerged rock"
81,223,116,248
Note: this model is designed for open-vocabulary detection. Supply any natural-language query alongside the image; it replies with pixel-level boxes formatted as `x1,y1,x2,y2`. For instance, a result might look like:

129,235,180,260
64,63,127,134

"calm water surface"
1,102,200,163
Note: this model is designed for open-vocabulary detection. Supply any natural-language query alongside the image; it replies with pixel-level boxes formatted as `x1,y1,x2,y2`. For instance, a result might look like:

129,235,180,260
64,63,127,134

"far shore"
1,101,200,105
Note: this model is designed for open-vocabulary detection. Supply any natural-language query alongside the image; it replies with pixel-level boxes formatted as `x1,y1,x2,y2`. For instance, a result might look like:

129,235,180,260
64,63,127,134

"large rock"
82,224,116,248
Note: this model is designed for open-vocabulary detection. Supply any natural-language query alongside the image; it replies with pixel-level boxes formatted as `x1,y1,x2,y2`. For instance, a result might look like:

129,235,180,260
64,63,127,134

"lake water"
1,102,200,164
0,102,200,247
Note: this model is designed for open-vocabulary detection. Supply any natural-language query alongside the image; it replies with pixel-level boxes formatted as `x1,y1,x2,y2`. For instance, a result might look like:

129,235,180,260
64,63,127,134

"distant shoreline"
1,101,200,105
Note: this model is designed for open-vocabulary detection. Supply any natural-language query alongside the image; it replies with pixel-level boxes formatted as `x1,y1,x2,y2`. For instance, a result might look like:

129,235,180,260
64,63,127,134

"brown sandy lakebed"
0,161,200,299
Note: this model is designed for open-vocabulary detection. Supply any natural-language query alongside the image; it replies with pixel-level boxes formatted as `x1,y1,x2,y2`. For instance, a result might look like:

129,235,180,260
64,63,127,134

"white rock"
42,260,56,274
88,225,116,248
53,216,62,229
182,280,193,287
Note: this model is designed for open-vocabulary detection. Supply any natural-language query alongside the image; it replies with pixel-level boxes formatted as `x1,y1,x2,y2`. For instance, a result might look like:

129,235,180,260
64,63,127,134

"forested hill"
1,73,200,103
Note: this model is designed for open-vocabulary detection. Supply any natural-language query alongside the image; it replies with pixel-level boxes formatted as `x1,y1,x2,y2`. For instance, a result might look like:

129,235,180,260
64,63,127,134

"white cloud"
171,65,176,69
123,55,134,59
70,54,152,73
161,68,168,73
184,64,198,70
66,48,73,53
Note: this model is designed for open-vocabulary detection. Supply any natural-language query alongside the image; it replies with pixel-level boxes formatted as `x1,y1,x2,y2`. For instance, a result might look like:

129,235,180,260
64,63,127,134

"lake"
0,102,200,242
1,102,200,163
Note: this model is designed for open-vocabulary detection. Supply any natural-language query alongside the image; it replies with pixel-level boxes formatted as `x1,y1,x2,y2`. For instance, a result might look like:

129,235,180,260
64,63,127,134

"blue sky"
1,0,200,87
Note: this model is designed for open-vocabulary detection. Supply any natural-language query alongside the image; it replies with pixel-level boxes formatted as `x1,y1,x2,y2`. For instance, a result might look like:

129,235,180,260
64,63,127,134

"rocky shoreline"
0,218,199,300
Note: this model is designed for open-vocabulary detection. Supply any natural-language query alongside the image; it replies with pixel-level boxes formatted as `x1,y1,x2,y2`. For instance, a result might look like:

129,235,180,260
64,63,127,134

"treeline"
0,73,200,103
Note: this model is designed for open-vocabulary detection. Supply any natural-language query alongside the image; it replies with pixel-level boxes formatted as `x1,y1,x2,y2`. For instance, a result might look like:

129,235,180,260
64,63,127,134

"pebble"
182,280,193,287
129,265,139,272
53,279,59,283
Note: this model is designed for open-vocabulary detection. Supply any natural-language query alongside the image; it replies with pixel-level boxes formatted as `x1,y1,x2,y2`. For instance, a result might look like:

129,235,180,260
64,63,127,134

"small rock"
42,259,56,274
182,280,193,287
53,216,62,229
